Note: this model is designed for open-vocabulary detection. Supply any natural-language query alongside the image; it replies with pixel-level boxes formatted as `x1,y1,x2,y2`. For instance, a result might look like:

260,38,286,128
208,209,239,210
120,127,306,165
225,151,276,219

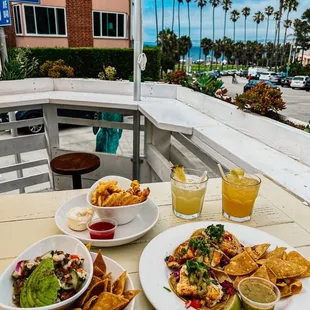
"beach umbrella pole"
133,0,142,101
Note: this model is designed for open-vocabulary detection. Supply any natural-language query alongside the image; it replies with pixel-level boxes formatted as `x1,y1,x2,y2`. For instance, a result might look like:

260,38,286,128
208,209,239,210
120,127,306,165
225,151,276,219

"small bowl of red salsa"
87,218,117,240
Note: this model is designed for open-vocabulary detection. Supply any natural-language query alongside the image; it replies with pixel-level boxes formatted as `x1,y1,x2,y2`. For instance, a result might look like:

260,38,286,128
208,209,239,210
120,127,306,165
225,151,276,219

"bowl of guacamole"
0,235,93,309
238,277,280,310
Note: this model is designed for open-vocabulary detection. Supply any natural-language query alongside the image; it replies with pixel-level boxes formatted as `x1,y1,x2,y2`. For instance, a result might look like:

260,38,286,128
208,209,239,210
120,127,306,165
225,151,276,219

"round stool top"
50,153,100,176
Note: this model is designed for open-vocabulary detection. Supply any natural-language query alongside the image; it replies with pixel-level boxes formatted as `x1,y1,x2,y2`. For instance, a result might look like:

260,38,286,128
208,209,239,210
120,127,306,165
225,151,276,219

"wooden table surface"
1,175,310,309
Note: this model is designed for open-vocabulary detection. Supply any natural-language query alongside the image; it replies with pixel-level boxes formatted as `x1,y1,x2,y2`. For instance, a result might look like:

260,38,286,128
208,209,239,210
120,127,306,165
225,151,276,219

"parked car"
241,70,248,78
305,77,310,91
280,76,293,87
291,76,308,89
0,109,97,134
243,80,279,93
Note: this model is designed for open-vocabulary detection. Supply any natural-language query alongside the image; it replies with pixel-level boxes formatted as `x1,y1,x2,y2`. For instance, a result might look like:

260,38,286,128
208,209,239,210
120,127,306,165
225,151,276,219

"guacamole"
239,279,278,310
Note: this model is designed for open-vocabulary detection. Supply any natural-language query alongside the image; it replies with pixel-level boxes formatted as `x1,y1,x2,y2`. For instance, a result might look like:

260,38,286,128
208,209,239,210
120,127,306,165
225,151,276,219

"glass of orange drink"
171,166,208,220
222,168,261,222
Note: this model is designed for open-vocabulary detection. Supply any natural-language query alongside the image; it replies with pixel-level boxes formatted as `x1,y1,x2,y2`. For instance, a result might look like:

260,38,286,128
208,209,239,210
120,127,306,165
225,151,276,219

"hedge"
8,47,161,81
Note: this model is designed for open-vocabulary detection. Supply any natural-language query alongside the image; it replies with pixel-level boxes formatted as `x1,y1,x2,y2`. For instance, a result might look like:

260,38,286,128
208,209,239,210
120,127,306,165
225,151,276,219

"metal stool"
50,152,100,189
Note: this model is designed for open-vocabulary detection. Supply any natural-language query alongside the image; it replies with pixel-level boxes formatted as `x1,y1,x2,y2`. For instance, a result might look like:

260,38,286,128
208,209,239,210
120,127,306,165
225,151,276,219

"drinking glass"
171,168,208,220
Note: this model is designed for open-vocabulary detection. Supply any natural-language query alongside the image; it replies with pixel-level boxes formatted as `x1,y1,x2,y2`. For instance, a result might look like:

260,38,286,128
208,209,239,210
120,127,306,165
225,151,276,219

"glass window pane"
93,12,100,36
102,13,108,36
108,13,116,37
48,8,56,34
56,8,66,35
14,6,22,34
24,6,35,34
35,7,49,34
118,14,124,37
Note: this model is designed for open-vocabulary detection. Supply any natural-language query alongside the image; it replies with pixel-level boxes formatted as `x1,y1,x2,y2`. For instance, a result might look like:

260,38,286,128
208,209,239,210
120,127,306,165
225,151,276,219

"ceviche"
12,250,87,308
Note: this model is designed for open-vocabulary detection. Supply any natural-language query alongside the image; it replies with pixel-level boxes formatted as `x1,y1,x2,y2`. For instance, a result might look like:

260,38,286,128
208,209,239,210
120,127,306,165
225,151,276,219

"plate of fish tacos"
139,221,310,310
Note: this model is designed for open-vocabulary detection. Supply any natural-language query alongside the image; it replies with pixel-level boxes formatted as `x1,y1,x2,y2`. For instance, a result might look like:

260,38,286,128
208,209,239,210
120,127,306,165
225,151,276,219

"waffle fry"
91,180,150,207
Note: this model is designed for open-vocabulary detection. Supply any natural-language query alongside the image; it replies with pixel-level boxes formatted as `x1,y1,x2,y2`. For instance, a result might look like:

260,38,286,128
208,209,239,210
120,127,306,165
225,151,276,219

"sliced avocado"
20,258,60,308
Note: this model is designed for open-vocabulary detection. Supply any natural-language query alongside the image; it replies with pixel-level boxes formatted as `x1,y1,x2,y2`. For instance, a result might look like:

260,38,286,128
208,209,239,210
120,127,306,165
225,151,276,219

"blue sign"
286,66,291,71
10,0,40,3
0,0,11,26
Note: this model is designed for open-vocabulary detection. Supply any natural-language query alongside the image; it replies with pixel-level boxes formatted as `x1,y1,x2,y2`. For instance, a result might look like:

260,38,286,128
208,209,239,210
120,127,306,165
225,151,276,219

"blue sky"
141,0,308,45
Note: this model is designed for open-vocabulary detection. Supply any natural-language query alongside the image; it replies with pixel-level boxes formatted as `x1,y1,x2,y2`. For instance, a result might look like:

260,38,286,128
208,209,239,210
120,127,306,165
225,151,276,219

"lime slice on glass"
224,294,242,310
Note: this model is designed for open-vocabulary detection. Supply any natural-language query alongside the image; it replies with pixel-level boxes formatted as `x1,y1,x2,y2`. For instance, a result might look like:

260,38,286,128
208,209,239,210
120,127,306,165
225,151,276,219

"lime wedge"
224,294,242,310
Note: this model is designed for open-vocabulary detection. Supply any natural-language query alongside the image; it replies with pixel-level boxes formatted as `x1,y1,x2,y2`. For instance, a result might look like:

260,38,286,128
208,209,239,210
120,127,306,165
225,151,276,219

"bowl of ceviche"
0,235,93,310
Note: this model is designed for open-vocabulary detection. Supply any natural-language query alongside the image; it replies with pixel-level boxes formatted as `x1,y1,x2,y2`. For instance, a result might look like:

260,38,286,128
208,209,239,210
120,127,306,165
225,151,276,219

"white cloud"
138,0,309,44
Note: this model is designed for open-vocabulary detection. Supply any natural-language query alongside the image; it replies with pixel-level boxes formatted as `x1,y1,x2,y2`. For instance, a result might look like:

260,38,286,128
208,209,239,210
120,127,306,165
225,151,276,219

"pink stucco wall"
93,39,129,48
92,0,129,14
16,37,68,47
39,0,66,7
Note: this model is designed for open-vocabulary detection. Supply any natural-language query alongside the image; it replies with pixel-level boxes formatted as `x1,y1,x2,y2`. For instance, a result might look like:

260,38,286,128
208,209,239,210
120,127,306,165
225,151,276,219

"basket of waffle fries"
87,176,151,225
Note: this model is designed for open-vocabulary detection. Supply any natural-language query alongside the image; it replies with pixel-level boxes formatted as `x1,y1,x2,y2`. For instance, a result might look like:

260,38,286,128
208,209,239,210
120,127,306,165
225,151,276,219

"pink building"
6,0,132,48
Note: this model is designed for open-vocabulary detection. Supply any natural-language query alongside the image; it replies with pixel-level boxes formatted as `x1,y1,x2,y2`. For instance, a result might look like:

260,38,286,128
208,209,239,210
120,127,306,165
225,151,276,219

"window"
23,5,66,36
13,5,22,35
93,11,127,38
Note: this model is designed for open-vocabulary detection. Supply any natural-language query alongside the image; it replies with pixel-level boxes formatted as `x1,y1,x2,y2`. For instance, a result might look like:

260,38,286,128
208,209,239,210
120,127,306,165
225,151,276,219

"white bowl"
87,176,148,225
0,235,93,310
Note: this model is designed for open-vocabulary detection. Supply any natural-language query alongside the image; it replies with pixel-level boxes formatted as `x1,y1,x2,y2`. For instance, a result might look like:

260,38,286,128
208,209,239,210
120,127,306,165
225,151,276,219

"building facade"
297,49,310,66
5,0,132,48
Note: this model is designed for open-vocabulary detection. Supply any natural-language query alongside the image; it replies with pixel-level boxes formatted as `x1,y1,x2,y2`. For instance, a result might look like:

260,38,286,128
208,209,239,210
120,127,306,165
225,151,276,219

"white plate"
55,194,159,247
139,221,310,310
90,252,135,310
0,235,93,310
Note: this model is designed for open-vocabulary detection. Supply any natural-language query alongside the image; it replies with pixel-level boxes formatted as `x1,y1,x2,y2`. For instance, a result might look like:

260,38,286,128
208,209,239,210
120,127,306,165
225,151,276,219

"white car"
291,76,307,89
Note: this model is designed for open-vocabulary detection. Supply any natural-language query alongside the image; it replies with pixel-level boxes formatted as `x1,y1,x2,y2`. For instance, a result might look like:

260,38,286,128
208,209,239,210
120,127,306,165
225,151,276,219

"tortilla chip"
77,280,106,307
91,292,128,310
233,275,249,290
256,259,268,265
94,266,104,277
212,269,233,283
266,266,277,284
86,242,92,251
102,272,112,280
277,279,303,297
286,251,310,278
82,295,98,310
112,271,127,295
264,258,308,279
119,290,142,310
251,265,270,281
224,251,258,276
94,250,107,274
264,247,287,259
245,243,271,261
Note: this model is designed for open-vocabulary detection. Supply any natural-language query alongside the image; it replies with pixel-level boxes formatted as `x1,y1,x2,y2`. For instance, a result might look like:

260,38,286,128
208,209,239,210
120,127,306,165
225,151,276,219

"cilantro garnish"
210,279,218,285
189,238,209,254
163,286,171,292
181,248,187,255
186,260,208,274
205,224,224,241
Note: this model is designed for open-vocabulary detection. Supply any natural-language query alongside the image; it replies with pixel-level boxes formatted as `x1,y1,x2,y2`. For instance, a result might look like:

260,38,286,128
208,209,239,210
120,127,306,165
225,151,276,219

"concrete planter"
177,86,310,167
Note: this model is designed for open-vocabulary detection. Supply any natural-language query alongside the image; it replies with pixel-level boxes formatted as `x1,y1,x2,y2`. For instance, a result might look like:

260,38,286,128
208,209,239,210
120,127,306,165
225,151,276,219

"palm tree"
281,19,293,64
177,0,183,69
275,0,284,70
195,0,207,72
273,11,280,47
162,0,165,31
222,0,232,39
241,7,251,43
178,35,192,70
264,6,274,45
185,0,192,61
172,0,176,31
201,37,213,70
213,39,223,64
230,9,240,41
209,0,220,70
155,0,159,44
253,11,265,42
283,0,299,45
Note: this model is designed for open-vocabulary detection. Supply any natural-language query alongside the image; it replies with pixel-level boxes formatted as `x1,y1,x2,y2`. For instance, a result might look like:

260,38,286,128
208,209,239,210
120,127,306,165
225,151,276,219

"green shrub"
235,82,286,115
8,47,161,81
165,70,188,85
0,58,25,80
40,59,74,78
98,66,117,80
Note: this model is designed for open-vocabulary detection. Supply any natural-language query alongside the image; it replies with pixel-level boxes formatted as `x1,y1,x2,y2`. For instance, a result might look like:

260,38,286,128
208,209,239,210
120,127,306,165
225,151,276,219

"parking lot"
222,76,310,122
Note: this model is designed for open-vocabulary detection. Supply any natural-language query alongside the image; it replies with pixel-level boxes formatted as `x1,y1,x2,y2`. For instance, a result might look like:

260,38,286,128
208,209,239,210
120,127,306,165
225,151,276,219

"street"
222,76,310,123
